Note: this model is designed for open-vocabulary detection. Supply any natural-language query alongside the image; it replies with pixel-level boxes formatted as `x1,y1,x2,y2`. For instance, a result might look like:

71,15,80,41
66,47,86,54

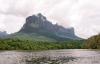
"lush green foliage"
3,33,57,42
83,34,100,49
1,33,100,50
0,38,83,50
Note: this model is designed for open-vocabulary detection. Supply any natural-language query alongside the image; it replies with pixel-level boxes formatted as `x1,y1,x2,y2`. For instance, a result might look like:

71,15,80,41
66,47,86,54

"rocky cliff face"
19,13,79,39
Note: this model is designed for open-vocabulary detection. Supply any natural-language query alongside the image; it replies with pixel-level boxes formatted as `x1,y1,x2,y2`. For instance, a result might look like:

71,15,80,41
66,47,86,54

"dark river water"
0,49,100,64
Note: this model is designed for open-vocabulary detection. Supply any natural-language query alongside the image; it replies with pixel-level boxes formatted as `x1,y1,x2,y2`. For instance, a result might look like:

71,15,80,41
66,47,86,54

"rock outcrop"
19,13,79,40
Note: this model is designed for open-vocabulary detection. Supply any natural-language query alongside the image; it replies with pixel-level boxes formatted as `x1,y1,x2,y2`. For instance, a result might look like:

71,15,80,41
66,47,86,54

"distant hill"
3,13,80,41
0,31,7,36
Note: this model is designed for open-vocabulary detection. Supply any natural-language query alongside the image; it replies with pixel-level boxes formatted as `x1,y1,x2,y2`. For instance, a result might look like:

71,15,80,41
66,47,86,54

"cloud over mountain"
0,0,100,38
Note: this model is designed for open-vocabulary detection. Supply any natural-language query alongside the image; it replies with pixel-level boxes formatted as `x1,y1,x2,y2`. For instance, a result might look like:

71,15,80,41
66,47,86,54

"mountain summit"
18,13,79,40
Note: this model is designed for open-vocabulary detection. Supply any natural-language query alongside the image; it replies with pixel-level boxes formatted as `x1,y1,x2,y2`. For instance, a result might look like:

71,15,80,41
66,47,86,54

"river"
0,49,100,64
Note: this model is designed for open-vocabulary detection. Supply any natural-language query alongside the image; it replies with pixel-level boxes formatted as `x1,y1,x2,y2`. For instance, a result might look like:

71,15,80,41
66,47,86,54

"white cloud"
0,14,6,30
69,0,100,38
3,15,25,33
0,0,100,38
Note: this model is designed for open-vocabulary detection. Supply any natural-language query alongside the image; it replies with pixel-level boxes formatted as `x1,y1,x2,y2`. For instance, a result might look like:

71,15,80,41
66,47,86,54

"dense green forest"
0,37,84,50
0,33,100,50
83,34,100,49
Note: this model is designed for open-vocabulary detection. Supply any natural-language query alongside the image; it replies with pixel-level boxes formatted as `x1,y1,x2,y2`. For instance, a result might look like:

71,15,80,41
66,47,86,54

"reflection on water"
0,49,100,64
25,56,76,64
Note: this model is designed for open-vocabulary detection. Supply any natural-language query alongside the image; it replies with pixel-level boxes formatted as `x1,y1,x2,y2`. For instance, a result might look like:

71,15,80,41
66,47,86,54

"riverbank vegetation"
83,34,100,49
0,38,84,50
0,33,100,50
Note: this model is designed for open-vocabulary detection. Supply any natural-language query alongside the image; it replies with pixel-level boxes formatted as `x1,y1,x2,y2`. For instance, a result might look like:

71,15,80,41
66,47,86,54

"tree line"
0,38,83,50
0,33,100,50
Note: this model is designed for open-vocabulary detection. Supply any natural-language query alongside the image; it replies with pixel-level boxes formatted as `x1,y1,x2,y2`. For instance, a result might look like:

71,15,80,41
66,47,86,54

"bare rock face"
19,13,79,39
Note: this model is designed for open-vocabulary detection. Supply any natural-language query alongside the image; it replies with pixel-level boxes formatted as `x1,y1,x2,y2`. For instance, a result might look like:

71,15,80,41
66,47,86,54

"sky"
0,0,100,38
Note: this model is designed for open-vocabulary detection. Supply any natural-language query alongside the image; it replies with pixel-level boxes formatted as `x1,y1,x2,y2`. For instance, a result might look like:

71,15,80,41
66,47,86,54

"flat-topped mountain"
18,13,79,40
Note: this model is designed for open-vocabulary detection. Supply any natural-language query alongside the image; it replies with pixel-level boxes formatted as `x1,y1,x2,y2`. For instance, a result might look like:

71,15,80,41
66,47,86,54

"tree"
83,34,100,49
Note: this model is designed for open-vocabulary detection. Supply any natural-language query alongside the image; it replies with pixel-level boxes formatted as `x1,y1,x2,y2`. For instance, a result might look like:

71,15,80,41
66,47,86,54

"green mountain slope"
83,34,100,49
3,33,57,42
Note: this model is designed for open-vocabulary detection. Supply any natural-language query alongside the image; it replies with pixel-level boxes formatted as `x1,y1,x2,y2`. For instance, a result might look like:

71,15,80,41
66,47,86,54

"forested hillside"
83,34,100,49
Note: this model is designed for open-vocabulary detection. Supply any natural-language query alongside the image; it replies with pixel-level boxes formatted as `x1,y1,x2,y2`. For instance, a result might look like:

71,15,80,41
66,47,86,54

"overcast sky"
0,0,100,38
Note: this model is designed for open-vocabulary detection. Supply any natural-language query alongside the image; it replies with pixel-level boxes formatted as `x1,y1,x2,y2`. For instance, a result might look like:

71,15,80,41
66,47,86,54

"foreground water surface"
0,49,100,64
